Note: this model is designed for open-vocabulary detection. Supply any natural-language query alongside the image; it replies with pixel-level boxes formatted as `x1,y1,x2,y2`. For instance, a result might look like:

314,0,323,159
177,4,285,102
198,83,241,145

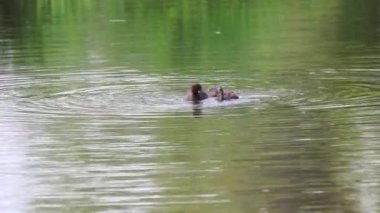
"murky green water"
1,0,379,212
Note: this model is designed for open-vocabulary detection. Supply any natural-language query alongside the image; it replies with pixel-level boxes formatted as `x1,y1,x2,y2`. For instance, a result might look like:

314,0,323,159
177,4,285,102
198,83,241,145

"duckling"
210,86,239,101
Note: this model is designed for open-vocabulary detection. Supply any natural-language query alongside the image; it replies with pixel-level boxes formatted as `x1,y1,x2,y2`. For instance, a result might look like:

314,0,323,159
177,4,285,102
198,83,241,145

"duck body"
222,91,239,100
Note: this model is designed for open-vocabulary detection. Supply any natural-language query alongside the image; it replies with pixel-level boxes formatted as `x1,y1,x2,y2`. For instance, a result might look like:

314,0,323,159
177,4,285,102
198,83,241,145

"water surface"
0,0,379,212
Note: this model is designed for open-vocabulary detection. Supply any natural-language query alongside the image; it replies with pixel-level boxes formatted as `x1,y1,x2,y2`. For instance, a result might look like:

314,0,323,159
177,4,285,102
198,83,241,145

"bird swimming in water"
186,83,209,101
186,84,239,101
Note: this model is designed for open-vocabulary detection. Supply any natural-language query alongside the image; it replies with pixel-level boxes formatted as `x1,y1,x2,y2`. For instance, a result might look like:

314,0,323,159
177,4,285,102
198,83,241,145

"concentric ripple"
294,68,380,111
2,68,284,118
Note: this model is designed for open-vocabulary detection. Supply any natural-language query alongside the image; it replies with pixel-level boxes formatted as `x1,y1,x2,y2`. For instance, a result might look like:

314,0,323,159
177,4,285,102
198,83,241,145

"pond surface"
1,0,380,212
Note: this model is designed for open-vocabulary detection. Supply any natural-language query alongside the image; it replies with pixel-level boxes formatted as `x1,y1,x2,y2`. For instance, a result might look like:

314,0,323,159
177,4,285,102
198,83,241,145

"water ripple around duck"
2,68,284,119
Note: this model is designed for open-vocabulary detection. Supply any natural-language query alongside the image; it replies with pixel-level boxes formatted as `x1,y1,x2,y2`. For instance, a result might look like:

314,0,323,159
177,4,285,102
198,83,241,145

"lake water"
1,0,379,212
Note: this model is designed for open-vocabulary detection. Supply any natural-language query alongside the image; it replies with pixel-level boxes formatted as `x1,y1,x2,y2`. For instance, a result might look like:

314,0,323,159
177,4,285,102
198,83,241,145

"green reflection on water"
1,0,379,212
1,0,378,73
155,102,363,212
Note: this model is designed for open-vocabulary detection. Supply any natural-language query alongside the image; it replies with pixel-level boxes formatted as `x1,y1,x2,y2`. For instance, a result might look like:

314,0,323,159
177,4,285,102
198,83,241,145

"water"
1,0,379,212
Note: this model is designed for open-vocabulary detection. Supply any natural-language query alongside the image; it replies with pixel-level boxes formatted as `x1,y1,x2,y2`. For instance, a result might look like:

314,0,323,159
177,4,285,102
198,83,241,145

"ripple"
3,68,284,118
291,68,380,112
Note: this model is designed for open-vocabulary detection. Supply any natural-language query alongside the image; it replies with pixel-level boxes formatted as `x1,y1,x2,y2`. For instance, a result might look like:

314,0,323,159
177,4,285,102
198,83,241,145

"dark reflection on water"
192,103,203,117
1,0,380,212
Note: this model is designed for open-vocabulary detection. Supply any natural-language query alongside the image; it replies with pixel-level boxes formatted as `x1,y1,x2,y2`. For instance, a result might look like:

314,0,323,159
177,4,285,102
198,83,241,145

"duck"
186,84,239,101
208,86,239,101
186,83,209,101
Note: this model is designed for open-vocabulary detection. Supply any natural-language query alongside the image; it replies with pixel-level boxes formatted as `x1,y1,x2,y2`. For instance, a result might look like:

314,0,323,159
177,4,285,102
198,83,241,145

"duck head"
191,83,203,96
216,86,225,101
